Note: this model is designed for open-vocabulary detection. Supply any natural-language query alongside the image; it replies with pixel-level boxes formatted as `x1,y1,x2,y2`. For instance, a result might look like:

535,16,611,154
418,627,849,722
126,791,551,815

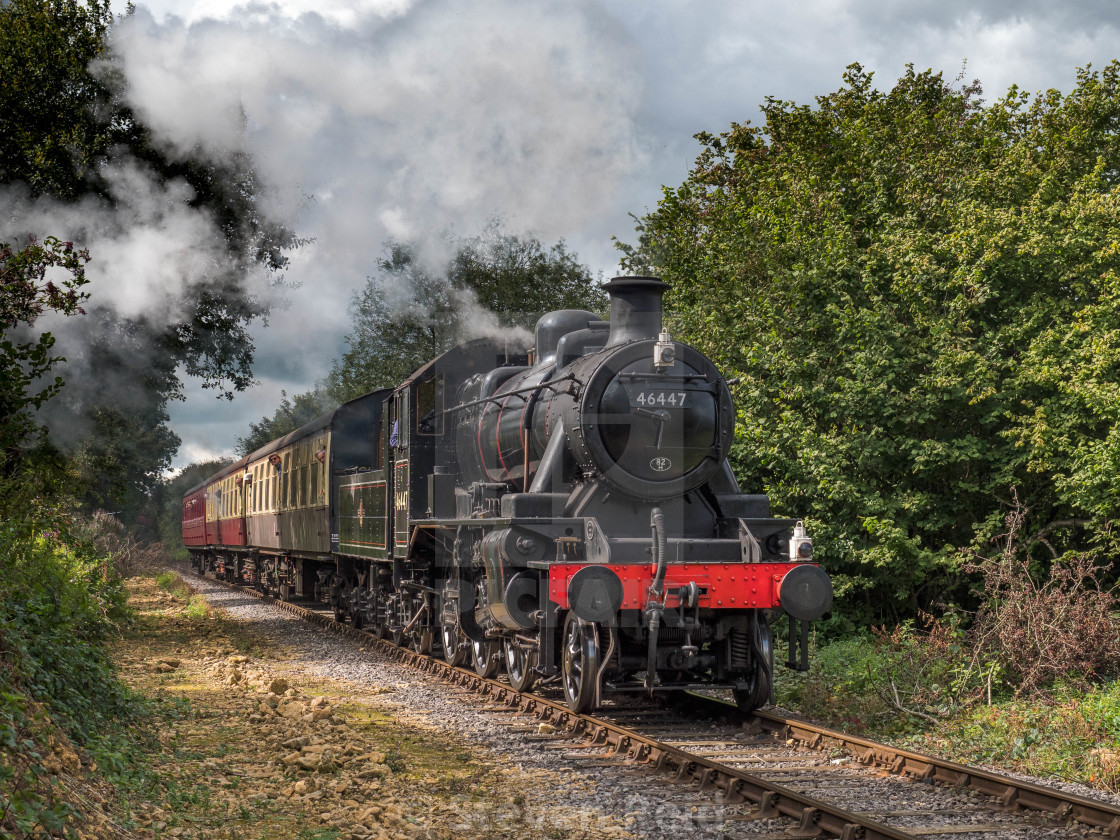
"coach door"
391,390,409,554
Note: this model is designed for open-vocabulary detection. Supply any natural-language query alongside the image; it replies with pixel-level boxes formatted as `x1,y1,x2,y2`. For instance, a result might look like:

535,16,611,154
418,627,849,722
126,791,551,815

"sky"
29,0,1120,470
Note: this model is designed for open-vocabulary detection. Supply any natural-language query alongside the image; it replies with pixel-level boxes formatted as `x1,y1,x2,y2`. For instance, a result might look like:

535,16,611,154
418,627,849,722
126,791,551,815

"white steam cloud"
111,0,646,272
3,0,648,463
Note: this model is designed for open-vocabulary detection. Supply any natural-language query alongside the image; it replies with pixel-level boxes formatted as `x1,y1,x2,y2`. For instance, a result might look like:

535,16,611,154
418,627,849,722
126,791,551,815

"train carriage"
181,484,206,548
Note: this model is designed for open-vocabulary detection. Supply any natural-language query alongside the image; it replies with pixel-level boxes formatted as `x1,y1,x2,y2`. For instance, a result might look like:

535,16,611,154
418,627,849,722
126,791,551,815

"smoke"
1,161,265,325
109,0,646,281
3,0,648,464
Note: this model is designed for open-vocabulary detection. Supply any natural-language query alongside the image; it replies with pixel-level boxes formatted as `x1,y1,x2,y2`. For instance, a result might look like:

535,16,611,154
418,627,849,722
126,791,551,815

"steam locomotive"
183,277,832,713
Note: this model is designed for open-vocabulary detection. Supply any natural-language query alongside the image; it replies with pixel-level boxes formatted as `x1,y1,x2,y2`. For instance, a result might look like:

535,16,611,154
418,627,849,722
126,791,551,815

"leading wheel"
472,638,499,678
412,627,434,656
503,638,537,692
561,613,599,714
732,620,773,713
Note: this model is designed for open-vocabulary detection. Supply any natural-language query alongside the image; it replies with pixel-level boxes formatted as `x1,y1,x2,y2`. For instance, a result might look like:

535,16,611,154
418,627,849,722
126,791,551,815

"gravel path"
189,573,1105,840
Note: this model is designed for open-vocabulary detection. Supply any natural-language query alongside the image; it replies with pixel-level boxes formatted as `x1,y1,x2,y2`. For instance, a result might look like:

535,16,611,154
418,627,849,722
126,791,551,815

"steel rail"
194,572,1119,838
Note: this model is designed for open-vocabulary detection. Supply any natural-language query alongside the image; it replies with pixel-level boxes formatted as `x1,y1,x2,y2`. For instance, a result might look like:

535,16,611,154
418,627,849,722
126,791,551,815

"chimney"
603,276,668,347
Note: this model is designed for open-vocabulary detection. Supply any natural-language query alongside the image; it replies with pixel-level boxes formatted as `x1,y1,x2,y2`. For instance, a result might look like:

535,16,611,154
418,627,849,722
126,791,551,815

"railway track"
191,570,1120,839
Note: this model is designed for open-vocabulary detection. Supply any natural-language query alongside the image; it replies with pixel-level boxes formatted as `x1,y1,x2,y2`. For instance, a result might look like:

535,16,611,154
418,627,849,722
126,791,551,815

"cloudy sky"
77,0,1120,468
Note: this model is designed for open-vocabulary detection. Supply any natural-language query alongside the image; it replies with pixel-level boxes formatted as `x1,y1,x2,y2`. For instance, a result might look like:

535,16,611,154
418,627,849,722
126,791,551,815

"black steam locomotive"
184,277,832,712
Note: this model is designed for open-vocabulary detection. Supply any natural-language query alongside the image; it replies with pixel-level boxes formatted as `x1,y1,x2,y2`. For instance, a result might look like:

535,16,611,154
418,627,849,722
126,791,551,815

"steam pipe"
649,506,667,598
645,506,667,692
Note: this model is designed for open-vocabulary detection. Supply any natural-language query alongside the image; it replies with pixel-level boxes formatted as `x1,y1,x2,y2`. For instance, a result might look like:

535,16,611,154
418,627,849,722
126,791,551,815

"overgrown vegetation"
0,223,153,837
0,506,143,837
777,503,1120,787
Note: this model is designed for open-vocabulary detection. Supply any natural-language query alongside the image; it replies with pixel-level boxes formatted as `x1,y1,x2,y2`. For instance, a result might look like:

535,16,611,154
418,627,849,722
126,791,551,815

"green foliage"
776,616,1001,739
236,388,336,457
774,634,890,731
0,0,113,199
621,62,1120,625
905,683,1120,791
0,236,89,465
0,513,133,740
778,630,1120,791
183,595,211,619
0,506,142,836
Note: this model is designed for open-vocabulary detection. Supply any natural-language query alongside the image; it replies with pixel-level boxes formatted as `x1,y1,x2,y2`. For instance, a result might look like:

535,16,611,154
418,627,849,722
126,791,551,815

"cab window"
416,374,444,436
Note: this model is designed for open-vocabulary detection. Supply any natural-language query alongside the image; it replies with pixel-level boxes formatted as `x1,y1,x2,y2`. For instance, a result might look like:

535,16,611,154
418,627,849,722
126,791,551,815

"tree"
325,224,604,403
0,0,299,519
0,236,89,478
619,63,1120,627
0,0,113,200
236,388,336,456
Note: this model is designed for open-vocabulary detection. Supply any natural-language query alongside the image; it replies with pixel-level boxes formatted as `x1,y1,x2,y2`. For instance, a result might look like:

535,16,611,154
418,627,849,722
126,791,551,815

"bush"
774,634,899,734
776,616,999,737
0,512,134,739
0,507,141,837
966,505,1120,695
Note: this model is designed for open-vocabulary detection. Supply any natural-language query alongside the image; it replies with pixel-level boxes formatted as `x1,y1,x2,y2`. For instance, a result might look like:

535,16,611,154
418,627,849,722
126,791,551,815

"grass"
184,595,212,619
156,570,194,600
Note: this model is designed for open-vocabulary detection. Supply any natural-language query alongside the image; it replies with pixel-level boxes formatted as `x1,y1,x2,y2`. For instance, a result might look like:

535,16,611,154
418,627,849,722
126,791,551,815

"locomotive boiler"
184,276,832,713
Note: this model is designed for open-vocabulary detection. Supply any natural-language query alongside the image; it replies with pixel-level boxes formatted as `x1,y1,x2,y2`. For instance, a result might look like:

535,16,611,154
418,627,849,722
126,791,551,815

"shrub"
184,596,210,619
871,611,1006,721
965,505,1120,695
775,634,898,733
0,513,134,741
904,682,1120,792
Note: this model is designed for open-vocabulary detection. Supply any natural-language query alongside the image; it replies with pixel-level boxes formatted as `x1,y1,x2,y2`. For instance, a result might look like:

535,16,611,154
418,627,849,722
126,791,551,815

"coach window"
281,453,290,510
296,456,304,509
